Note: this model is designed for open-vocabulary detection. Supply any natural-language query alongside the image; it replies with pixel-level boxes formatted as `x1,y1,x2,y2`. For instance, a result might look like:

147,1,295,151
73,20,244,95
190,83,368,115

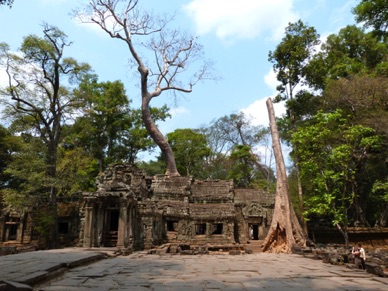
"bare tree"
76,0,213,176
262,98,307,253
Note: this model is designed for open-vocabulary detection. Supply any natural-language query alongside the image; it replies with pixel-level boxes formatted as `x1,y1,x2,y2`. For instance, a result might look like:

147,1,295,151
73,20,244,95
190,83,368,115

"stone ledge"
365,262,387,277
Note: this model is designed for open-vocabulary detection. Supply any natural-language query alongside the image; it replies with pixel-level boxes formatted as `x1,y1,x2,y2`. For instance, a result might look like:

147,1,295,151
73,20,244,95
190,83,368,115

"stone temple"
1,163,275,252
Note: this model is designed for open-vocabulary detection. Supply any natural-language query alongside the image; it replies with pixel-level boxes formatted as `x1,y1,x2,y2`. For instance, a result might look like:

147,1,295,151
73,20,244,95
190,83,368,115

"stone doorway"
104,209,119,247
249,223,259,240
3,217,20,242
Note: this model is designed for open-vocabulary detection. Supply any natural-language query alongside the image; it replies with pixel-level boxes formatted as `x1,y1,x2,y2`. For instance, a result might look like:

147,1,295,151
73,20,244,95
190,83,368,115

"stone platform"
1,248,387,290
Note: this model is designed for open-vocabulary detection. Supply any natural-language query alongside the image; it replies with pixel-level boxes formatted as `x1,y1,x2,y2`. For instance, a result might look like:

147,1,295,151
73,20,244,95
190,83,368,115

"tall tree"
0,24,90,248
262,98,307,253
76,0,213,176
268,20,320,232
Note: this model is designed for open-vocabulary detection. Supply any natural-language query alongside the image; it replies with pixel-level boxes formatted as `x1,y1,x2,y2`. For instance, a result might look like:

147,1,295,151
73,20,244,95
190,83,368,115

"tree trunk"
262,98,307,253
46,139,59,249
140,67,179,176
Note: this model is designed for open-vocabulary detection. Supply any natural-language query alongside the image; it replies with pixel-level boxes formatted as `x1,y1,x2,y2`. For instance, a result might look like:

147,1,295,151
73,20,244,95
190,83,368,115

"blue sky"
0,0,358,162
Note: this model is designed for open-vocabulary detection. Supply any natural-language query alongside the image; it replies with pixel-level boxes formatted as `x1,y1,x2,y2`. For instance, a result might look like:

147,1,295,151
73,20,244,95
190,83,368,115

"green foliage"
268,20,320,101
227,145,257,188
308,25,388,90
56,147,99,194
0,125,20,189
292,110,382,229
352,0,388,41
136,159,166,177
68,76,170,171
200,112,271,184
372,180,388,202
166,128,211,177
31,206,57,244
0,135,47,210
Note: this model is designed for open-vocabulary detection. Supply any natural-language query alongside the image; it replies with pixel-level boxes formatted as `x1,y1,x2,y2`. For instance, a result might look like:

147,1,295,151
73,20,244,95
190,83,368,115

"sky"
0,0,359,162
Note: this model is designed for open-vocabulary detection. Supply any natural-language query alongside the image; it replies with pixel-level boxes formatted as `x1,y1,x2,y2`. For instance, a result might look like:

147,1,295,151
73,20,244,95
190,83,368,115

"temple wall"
79,163,275,250
0,163,275,250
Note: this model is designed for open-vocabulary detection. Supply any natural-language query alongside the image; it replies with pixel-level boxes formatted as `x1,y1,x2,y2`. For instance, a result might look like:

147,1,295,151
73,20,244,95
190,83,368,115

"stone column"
83,198,94,248
127,205,133,247
116,199,128,248
16,213,25,243
96,202,104,247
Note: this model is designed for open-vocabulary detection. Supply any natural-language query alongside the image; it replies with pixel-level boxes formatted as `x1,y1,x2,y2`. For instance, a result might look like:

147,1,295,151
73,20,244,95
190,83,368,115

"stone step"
245,240,264,253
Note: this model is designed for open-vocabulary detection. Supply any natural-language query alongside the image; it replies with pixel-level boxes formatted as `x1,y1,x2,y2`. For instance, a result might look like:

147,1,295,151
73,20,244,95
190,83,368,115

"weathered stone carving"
78,163,275,250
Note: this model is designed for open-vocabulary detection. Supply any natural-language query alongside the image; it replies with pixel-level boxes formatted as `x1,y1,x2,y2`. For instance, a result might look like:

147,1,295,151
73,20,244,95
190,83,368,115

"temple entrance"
249,224,259,240
3,217,20,241
104,209,119,247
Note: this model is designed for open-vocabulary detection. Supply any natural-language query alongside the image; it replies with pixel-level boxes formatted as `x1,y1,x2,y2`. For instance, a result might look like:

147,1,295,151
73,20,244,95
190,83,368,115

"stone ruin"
0,163,275,253
79,163,275,252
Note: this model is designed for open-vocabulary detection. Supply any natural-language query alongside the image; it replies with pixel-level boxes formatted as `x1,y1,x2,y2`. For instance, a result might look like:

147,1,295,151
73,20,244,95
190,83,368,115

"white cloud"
264,68,279,95
241,97,286,127
159,106,191,134
169,106,190,118
183,0,299,42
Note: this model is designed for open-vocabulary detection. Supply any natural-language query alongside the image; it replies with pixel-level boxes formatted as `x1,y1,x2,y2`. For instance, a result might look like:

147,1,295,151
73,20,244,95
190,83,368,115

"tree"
165,128,210,177
322,76,388,226
0,125,19,190
69,76,132,172
0,24,90,248
201,112,270,181
268,20,320,233
291,110,383,245
307,25,388,91
67,76,171,170
262,98,307,253
353,0,388,41
77,0,213,176
268,20,320,102
228,145,258,188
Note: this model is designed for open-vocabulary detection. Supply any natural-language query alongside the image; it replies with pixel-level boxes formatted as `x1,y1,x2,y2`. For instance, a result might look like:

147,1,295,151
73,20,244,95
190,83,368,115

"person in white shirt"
352,243,366,270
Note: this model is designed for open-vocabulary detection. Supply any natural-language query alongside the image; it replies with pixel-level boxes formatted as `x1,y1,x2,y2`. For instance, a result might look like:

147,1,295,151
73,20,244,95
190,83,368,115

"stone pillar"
96,203,104,247
116,199,128,248
127,205,133,247
16,213,25,243
83,198,94,248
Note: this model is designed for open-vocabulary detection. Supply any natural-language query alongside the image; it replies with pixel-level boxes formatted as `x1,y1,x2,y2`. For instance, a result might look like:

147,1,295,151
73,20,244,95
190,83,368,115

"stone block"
365,263,387,277
229,250,241,255
1,281,33,291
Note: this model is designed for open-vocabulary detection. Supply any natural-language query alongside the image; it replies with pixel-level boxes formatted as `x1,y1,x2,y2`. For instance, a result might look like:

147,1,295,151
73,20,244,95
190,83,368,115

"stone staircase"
245,240,264,253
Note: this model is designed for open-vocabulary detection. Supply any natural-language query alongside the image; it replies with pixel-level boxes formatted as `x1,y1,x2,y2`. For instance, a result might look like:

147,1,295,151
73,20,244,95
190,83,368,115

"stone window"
166,220,178,232
195,223,206,235
212,223,223,235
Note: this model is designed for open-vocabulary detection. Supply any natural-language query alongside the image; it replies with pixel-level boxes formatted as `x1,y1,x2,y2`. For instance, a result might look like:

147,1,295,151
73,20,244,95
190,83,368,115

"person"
352,243,366,270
